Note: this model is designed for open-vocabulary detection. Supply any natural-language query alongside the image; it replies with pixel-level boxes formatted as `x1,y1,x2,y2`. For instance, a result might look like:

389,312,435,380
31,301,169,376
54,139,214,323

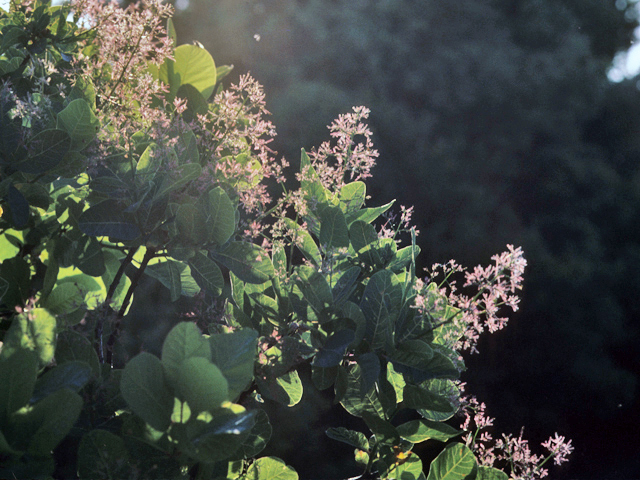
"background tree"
173,0,640,477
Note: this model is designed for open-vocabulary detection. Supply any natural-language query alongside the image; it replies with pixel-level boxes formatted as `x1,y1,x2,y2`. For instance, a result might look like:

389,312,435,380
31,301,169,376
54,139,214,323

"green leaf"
362,412,400,445
313,329,355,367
236,408,272,458
55,330,100,377
78,199,141,241
284,218,322,267
360,270,403,351
77,430,129,480
325,427,369,451
403,384,455,419
416,379,460,422
23,388,83,457
390,339,435,369
15,129,70,174
245,456,298,480
0,309,56,365
319,206,350,249
209,328,258,401
186,410,256,462
339,181,366,215
385,451,424,480
311,365,338,390
30,361,92,403
189,251,224,296
56,98,99,151
161,321,211,389
331,266,361,306
205,186,236,245
256,370,303,407
0,349,37,418
175,357,229,414
155,162,202,199
176,83,208,122
295,265,333,317
397,419,462,443
477,466,509,480
426,443,477,480
0,256,30,309
356,352,381,394
339,363,385,419
213,241,275,284
160,44,217,101
349,220,378,253
345,200,395,226
146,259,191,302
7,184,29,228
121,352,174,431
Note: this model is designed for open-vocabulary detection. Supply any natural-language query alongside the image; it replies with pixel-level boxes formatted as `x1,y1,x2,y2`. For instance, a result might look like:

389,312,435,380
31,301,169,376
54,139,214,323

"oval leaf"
213,241,274,284
121,352,174,431
426,442,477,480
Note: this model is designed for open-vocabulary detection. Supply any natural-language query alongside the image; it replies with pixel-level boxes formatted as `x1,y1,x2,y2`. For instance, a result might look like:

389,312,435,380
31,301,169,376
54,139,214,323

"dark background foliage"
157,1,640,478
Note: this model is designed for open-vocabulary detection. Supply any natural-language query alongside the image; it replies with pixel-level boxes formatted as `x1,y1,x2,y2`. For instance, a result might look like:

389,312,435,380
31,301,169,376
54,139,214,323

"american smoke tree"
0,1,573,479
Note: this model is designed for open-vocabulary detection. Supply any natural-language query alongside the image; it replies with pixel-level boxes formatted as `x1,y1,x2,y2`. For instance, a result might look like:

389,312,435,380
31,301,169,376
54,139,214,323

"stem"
96,247,138,363
105,246,156,366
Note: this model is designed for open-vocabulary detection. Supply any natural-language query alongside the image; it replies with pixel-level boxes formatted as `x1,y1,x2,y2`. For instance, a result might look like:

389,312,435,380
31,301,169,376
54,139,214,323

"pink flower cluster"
417,245,527,353
305,106,379,191
460,395,573,479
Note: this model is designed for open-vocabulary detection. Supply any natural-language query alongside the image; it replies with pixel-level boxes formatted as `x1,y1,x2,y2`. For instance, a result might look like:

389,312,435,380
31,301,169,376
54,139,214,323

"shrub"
0,1,571,478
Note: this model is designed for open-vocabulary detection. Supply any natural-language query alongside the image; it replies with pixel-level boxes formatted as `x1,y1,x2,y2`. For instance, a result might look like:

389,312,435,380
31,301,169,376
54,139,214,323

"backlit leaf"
175,357,229,413
397,419,462,443
246,456,298,480
319,206,350,249
189,251,224,296
160,44,217,100
209,328,258,401
56,98,99,151
161,321,211,389
121,352,173,431
426,442,477,480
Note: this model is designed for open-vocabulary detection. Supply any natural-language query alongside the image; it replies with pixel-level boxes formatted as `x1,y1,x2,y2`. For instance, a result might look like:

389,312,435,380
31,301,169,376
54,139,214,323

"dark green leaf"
55,330,100,377
331,266,361,306
209,328,258,401
477,466,509,480
30,361,92,403
8,184,29,228
311,365,338,390
362,412,400,445
236,408,272,458
77,430,129,480
312,329,355,367
360,270,403,351
357,352,381,394
295,265,333,317
186,410,255,462
15,129,70,174
389,339,435,369
189,251,224,296
0,349,37,418
284,218,322,267
213,241,274,284
325,427,369,451
24,388,83,457
155,162,202,199
256,370,303,407
319,206,350,249
78,200,141,241
121,352,174,431
403,384,455,418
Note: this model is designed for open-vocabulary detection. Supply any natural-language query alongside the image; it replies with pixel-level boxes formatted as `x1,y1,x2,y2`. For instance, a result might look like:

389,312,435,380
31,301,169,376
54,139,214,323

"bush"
0,1,571,478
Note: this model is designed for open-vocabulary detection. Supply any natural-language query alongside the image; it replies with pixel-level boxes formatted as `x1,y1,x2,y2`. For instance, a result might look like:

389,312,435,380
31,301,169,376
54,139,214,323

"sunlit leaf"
245,456,298,480
426,442,477,480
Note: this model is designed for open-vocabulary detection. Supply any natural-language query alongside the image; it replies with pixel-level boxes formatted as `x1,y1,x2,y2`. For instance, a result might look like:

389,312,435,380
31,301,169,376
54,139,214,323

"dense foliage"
173,1,640,477
0,1,574,479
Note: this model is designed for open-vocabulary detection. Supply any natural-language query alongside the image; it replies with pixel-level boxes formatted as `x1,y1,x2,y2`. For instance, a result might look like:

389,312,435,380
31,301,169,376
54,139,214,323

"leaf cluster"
0,2,533,480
